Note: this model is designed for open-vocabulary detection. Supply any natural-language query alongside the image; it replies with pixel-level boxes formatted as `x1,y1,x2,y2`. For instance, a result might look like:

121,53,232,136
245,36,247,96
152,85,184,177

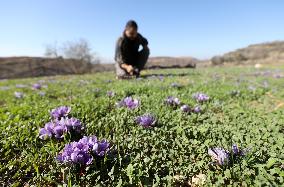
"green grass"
0,66,284,186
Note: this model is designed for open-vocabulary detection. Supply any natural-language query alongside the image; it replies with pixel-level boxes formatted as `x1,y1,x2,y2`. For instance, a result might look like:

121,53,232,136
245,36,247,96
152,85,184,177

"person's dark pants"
115,48,150,77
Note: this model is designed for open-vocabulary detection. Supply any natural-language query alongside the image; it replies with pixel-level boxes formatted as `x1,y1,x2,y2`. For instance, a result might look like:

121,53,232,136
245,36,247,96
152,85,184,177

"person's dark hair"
125,20,138,30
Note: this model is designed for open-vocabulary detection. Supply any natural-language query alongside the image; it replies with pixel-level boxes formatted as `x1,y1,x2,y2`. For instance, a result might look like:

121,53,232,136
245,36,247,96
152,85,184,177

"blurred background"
1,0,284,79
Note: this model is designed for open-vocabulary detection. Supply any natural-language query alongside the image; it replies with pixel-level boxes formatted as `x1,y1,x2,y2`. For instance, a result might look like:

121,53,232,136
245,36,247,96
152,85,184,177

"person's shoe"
133,68,140,78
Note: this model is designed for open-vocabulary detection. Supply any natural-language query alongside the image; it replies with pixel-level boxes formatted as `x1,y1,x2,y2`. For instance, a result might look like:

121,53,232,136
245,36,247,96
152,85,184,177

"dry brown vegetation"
211,41,284,65
0,56,197,79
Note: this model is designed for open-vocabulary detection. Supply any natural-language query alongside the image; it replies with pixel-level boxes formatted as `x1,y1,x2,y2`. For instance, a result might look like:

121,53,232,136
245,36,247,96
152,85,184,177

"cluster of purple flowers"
165,97,202,114
116,96,140,109
39,106,83,140
180,104,202,114
208,144,248,166
135,114,156,128
57,135,110,165
165,96,181,106
193,93,210,102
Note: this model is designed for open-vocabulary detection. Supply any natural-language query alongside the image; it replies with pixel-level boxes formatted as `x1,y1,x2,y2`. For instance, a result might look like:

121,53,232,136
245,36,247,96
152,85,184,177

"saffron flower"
79,135,98,148
58,117,83,133
50,106,71,119
39,117,83,140
232,144,249,156
165,96,180,106
193,93,210,102
32,83,42,90
39,122,56,140
93,139,110,156
78,136,110,157
14,91,24,98
208,147,230,165
57,142,93,165
135,114,156,128
180,105,190,113
193,106,202,113
116,97,139,109
53,124,65,139
57,136,110,165
39,121,66,140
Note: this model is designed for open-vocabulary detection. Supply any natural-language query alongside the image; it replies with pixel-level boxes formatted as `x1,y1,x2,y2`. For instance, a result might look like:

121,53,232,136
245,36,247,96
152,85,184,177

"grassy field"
0,66,284,186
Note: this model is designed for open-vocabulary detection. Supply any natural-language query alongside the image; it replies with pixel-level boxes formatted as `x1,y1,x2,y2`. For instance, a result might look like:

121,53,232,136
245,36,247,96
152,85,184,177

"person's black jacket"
115,33,148,66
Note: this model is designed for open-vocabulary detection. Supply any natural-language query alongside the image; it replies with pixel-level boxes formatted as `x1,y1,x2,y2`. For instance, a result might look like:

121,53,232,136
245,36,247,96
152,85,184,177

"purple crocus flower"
232,144,249,156
116,97,139,109
180,105,190,113
193,93,210,102
71,150,93,165
39,128,50,139
53,124,66,139
93,139,110,156
39,116,83,140
232,144,240,155
50,106,71,119
123,97,139,109
135,114,156,128
32,83,42,90
193,106,202,113
39,122,55,140
58,117,82,133
39,128,53,140
208,147,230,165
57,135,110,165
165,96,180,106
57,142,93,165
79,135,98,148
14,91,24,99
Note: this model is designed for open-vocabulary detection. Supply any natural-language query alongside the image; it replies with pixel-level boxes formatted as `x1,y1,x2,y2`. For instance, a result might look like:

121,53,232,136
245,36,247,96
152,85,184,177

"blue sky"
0,0,283,61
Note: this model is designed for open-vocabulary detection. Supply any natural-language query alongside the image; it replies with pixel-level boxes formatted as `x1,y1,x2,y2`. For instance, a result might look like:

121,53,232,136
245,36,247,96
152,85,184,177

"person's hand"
126,65,134,75
121,63,134,75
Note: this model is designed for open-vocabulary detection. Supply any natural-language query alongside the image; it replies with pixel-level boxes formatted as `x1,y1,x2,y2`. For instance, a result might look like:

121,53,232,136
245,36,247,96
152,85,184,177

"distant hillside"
211,41,284,65
0,56,197,79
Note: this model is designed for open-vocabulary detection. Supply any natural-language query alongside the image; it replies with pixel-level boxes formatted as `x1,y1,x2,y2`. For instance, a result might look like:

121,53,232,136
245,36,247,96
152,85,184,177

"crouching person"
115,20,150,79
